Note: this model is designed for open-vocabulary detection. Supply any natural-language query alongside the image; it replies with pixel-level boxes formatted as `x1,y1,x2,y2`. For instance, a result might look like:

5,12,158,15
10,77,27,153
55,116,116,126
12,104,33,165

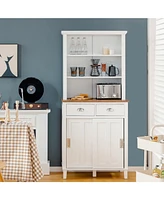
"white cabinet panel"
93,119,123,168
67,119,93,168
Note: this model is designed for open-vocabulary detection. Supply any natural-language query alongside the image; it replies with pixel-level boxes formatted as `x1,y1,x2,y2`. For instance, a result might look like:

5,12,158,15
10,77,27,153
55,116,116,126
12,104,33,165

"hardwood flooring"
39,171,136,182
4,172,136,182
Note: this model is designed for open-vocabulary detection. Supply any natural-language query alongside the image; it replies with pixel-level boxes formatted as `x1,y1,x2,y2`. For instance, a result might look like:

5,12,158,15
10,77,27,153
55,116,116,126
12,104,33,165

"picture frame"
0,44,18,77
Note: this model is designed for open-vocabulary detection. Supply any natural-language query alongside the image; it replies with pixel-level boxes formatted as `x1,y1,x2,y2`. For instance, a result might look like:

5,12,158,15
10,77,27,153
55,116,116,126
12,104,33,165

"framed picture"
0,44,18,77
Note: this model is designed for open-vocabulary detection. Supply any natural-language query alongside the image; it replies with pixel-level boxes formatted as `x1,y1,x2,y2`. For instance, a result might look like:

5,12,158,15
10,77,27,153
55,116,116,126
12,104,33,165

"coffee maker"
90,59,100,76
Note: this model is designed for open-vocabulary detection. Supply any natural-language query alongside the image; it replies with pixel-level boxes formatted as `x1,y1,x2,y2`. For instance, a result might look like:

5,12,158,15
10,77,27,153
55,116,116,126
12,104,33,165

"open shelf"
63,31,126,100
137,135,164,155
67,76,122,79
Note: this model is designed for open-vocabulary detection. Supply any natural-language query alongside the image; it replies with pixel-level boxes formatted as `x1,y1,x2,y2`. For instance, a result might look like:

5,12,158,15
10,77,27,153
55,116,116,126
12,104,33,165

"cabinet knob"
106,108,114,112
77,108,84,112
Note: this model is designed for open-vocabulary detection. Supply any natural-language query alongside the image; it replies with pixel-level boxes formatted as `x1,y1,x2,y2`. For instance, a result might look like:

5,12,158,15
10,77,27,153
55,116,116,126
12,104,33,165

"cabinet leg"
144,150,147,170
63,170,67,179
92,170,97,177
124,170,128,179
148,151,152,170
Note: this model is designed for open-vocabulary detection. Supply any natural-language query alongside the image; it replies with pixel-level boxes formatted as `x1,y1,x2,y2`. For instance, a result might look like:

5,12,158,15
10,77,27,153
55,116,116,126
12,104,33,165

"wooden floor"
38,171,136,182
4,172,136,182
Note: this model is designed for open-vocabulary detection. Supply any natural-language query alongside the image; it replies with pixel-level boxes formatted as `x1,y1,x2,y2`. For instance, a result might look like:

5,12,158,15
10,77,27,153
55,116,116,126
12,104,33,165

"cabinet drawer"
96,104,125,116
66,105,95,116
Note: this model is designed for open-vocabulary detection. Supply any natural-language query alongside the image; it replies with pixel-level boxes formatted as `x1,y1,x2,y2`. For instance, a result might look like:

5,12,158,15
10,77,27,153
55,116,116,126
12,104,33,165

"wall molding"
50,166,144,172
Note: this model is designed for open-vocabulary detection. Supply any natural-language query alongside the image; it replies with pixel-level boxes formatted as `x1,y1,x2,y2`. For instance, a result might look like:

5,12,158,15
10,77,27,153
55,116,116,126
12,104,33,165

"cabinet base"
62,169,128,179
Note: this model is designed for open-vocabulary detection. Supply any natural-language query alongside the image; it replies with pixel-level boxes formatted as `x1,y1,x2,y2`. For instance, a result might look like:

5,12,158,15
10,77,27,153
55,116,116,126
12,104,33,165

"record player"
14,77,49,110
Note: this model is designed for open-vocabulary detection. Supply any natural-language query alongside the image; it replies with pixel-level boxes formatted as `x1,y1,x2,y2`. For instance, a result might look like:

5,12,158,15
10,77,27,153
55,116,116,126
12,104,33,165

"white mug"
110,49,115,55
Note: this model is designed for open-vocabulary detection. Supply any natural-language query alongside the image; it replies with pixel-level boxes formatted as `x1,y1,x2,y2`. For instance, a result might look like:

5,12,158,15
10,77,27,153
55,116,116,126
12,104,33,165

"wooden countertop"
62,99,129,102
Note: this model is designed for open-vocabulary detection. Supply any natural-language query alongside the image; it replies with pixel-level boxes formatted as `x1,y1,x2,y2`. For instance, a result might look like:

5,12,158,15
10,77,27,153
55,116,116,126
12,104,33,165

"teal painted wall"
0,18,147,166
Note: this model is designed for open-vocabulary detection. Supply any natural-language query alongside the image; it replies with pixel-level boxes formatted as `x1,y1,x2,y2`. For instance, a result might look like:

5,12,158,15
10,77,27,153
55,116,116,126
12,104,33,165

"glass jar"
101,63,106,72
102,46,109,55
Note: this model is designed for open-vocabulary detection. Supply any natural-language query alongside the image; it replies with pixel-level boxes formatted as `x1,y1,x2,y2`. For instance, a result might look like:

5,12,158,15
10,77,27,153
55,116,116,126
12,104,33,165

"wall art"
0,44,18,77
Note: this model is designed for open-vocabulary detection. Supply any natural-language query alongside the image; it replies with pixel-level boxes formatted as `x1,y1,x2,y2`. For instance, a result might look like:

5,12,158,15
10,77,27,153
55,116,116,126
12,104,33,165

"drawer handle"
77,108,84,112
120,139,124,148
67,138,71,148
106,108,114,112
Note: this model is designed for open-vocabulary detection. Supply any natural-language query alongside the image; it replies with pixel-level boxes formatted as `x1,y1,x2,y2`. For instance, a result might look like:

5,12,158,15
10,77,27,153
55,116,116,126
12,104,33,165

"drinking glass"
78,67,85,76
70,67,77,76
69,37,76,55
81,37,88,55
75,37,82,55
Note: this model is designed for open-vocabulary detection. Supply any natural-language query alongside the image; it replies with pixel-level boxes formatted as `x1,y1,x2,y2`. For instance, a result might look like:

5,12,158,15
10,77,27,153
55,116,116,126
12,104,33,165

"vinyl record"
19,77,44,103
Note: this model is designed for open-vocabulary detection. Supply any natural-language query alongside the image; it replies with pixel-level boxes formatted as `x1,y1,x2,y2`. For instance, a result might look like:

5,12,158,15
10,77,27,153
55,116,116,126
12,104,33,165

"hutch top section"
61,31,127,100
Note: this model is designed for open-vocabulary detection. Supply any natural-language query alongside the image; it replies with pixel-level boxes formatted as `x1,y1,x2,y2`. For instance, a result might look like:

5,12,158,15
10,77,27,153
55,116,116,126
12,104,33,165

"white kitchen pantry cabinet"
61,31,128,179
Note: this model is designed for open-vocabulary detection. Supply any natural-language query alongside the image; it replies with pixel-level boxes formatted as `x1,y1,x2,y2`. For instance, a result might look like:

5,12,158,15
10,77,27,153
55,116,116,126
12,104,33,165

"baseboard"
41,161,50,175
50,166,144,172
128,166,144,171
50,167,62,172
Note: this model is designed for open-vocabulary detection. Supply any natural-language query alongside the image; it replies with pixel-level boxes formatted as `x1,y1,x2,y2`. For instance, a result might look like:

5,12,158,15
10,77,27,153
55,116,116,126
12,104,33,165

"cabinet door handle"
77,108,84,112
120,139,124,148
67,138,71,148
106,108,114,112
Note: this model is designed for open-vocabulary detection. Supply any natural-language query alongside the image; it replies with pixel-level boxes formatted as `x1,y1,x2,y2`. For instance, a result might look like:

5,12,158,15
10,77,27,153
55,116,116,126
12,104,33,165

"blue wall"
0,18,147,166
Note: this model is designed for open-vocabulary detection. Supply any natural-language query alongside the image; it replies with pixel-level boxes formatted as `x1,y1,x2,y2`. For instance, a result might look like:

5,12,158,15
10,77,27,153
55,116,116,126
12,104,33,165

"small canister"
101,63,106,72
102,47,109,55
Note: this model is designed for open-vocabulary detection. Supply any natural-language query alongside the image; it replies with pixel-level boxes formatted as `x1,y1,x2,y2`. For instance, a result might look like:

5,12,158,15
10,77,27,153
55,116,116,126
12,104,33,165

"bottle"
153,165,159,174
152,164,160,177
69,37,76,55
159,158,164,178
75,37,82,55
81,37,88,55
